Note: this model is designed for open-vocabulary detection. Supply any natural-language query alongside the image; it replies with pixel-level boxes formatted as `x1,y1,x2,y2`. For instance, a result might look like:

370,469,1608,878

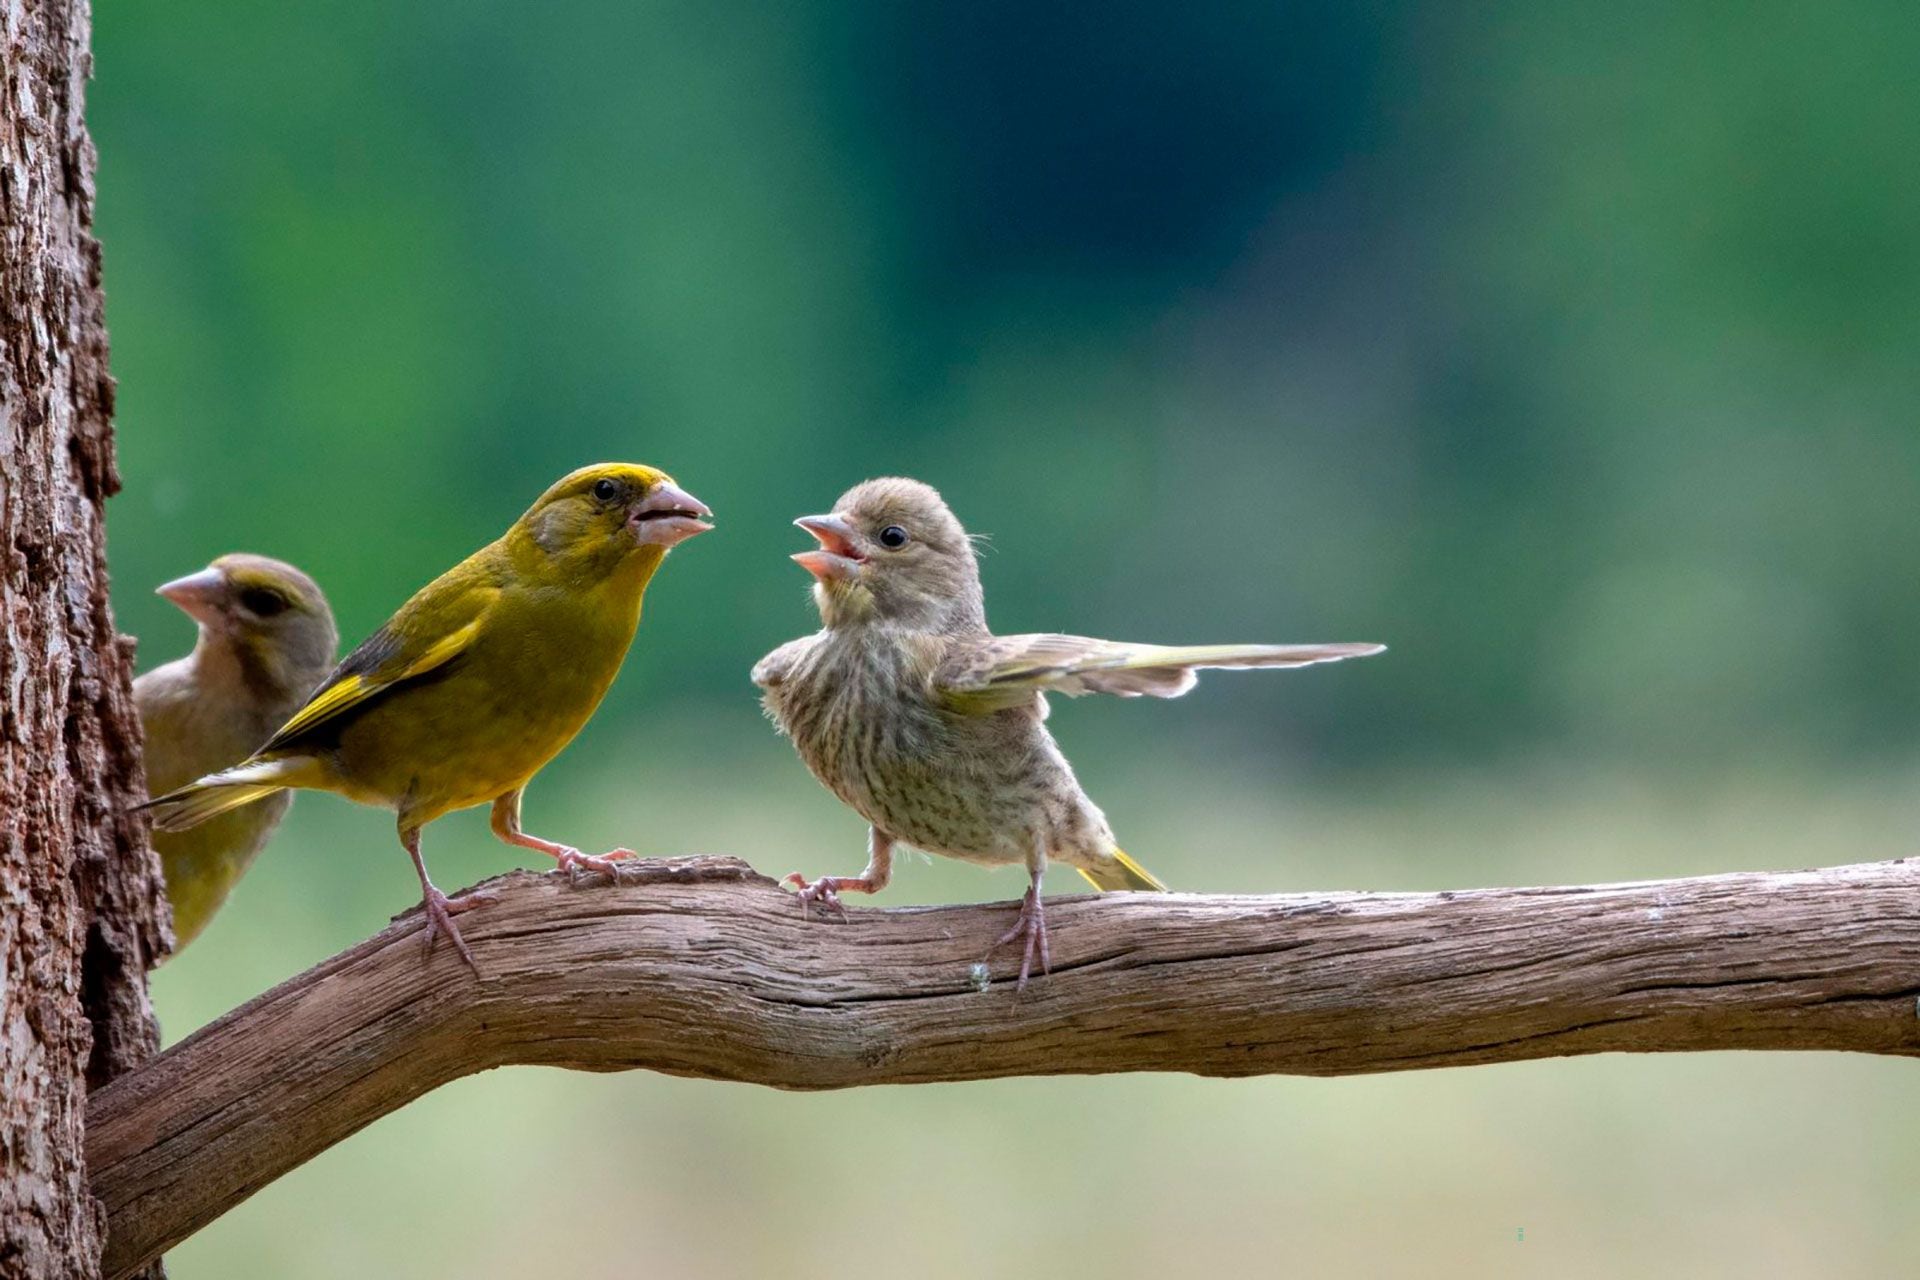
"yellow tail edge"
1077,847,1167,893
141,782,285,833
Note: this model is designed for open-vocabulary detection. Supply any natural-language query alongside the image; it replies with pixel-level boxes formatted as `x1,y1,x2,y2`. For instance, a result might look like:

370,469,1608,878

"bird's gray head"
791,477,986,632
157,554,339,700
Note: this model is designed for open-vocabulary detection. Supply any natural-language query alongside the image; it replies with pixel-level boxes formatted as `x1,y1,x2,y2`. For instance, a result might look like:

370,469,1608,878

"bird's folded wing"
933,634,1385,713
256,588,497,753
750,635,814,689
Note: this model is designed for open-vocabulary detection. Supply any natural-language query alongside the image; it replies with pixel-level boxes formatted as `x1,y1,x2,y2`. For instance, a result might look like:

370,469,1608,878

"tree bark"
88,855,1920,1279
1,1,168,1276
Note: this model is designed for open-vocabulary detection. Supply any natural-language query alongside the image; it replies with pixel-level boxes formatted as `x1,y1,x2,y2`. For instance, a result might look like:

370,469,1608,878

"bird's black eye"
238,587,289,618
878,525,910,550
592,478,621,503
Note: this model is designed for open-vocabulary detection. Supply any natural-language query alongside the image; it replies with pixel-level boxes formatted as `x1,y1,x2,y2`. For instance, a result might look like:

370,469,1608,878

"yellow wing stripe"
270,673,372,743
267,617,482,746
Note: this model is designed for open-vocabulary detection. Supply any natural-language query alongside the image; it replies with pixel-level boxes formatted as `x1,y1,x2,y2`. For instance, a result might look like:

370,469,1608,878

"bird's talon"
551,846,632,882
785,873,849,920
419,887,485,977
988,886,1049,991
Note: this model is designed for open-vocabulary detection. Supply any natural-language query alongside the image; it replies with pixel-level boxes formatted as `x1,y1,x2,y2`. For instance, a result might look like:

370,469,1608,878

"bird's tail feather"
1077,847,1167,892
140,757,302,833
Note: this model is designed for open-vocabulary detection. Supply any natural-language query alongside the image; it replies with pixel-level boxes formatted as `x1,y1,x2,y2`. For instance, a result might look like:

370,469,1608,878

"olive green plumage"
755,476,1383,986
135,555,338,953
144,463,713,971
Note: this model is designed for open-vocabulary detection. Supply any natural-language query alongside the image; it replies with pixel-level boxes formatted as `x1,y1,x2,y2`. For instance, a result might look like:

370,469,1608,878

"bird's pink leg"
490,790,635,879
402,825,496,976
505,829,636,878
786,828,893,919
990,864,1051,991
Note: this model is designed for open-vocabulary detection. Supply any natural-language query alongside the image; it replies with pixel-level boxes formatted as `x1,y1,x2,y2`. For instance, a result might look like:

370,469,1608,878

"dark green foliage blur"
97,1,1920,774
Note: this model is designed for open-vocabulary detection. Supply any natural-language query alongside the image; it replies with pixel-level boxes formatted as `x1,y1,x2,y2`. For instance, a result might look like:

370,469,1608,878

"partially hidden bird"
136,554,338,953
753,477,1383,989
144,464,712,973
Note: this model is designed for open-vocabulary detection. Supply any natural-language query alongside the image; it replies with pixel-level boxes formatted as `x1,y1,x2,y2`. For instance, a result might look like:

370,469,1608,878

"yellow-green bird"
754,477,1383,988
144,464,712,972
135,555,339,953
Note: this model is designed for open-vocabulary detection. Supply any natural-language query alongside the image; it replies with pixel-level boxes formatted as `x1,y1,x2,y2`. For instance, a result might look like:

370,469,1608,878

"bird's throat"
814,578,877,630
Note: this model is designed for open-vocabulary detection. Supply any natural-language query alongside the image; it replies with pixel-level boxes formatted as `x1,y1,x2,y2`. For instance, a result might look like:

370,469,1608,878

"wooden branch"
89,856,1920,1278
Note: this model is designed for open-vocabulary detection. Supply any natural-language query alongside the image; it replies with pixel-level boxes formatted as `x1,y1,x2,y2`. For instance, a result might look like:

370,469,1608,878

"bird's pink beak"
156,567,227,628
629,482,713,548
792,514,864,582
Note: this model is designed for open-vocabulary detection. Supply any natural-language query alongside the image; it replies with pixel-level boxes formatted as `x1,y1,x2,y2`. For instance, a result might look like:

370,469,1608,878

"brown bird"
753,477,1383,988
135,555,338,952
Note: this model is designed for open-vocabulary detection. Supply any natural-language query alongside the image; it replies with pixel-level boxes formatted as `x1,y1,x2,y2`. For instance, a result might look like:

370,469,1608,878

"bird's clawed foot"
551,845,638,883
784,872,848,919
990,885,1051,991
419,886,497,975
783,872,877,920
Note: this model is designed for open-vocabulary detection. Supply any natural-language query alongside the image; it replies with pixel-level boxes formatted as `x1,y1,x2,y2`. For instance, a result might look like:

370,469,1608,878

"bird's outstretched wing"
933,635,1384,714
255,571,499,755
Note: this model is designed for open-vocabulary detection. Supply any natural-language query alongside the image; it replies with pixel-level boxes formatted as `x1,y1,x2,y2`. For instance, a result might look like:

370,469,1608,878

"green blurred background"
91,1,1919,1275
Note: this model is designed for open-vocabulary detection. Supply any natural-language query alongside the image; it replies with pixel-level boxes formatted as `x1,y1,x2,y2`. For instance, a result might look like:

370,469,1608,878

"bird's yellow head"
157,554,339,696
511,463,713,581
790,477,984,631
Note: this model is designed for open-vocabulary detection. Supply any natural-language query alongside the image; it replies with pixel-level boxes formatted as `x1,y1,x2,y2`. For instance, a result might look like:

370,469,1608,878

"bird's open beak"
156,567,227,628
792,514,864,582
629,482,713,548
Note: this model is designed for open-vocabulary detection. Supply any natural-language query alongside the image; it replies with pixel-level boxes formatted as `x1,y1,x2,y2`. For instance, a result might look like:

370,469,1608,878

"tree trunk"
1,1,169,1276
